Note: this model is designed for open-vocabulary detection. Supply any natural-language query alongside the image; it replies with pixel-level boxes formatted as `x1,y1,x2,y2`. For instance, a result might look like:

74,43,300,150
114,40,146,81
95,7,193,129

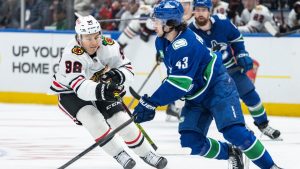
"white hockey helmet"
75,15,102,35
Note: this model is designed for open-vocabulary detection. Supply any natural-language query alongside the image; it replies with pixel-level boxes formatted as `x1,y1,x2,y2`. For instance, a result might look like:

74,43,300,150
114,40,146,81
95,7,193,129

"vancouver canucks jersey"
149,28,224,106
189,14,247,69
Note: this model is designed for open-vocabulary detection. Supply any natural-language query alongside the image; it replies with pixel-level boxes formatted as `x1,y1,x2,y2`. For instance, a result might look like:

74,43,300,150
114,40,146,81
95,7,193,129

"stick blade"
264,21,278,37
129,86,141,100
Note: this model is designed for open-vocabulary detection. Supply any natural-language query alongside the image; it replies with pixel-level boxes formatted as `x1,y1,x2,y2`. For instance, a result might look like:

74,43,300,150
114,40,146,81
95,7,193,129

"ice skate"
255,121,281,140
113,150,136,169
228,145,244,169
141,151,168,169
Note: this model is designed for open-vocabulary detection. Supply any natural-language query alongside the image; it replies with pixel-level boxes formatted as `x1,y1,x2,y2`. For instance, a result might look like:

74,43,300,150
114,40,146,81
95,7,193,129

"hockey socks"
248,102,268,125
202,138,229,159
242,138,274,169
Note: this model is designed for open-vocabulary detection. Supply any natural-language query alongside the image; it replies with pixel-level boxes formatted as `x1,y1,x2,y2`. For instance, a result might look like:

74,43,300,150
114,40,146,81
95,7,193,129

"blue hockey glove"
133,95,157,123
236,52,253,73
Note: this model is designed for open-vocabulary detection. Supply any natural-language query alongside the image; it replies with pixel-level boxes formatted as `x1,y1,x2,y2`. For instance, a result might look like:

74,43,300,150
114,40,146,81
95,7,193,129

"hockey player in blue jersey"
132,0,282,168
189,0,281,140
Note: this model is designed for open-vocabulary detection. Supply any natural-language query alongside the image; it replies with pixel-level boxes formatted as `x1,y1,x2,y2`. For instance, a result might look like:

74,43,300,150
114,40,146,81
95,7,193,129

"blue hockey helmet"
193,0,212,9
153,0,184,26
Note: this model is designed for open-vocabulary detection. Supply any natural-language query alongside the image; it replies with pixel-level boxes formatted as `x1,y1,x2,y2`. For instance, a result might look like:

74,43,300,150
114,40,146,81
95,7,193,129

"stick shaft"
57,116,134,169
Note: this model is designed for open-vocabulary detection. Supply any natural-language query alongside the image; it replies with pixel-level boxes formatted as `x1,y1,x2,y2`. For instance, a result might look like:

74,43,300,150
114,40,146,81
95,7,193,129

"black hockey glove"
101,68,125,85
95,82,126,102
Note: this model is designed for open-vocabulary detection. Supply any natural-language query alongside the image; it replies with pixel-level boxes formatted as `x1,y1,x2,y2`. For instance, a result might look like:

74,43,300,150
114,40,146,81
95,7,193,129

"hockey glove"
133,94,157,123
101,68,125,85
96,82,126,102
156,52,163,63
236,52,253,73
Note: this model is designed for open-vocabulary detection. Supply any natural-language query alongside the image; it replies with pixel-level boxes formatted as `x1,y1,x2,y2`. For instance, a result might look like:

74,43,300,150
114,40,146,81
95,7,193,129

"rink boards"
0,30,299,116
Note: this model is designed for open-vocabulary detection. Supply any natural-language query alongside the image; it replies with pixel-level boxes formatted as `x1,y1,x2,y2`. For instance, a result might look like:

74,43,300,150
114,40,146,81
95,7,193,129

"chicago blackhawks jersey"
49,36,134,101
238,5,276,33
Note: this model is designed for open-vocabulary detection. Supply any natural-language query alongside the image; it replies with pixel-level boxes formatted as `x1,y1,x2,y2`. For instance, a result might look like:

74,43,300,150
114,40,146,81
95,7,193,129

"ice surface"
0,103,298,169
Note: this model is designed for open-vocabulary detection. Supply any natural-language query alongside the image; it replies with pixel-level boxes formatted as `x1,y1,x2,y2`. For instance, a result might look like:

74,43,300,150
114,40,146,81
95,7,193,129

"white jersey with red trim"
49,36,134,101
212,1,229,16
117,4,153,46
238,5,276,33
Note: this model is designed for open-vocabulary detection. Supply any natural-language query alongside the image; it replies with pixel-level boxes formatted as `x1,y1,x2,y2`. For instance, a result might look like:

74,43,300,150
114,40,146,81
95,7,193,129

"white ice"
0,103,299,169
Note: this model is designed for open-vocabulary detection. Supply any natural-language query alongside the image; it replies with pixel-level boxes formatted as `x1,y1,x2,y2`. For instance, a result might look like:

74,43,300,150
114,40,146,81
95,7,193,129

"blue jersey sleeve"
150,38,204,106
225,19,247,55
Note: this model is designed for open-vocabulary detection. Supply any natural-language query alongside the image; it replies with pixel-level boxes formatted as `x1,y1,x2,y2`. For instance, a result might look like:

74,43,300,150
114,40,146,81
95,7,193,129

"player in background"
132,1,282,169
211,0,228,15
189,0,281,140
238,0,278,33
179,0,194,24
117,1,155,49
287,1,300,30
49,15,167,169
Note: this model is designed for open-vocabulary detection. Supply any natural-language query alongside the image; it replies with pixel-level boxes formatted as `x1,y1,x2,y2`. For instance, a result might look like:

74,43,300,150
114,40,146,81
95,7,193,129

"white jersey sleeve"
240,9,251,25
238,5,276,33
288,9,300,28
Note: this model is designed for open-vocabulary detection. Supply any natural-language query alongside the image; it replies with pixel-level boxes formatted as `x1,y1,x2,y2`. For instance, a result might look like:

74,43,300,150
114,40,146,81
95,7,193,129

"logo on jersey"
71,46,84,55
172,39,187,50
210,40,227,52
102,36,115,46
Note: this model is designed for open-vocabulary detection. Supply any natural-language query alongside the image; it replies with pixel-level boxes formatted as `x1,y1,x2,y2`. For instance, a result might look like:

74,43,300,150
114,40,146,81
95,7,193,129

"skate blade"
259,134,283,141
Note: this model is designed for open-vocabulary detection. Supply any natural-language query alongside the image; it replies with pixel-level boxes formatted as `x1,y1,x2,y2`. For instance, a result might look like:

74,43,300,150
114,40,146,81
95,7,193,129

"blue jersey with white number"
189,15,247,69
149,28,224,106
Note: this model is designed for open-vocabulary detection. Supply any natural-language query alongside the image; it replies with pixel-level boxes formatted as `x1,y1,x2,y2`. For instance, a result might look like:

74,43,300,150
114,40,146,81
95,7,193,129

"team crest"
102,36,115,46
172,38,187,50
210,40,227,52
71,46,84,55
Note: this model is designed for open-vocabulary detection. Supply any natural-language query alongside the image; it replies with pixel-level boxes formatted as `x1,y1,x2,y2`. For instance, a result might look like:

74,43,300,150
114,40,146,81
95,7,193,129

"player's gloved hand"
133,94,157,123
96,82,125,102
236,52,253,73
101,68,125,85
156,52,163,63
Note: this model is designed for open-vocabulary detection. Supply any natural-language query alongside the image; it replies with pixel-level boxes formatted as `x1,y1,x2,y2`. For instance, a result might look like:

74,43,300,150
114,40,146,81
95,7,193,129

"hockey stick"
57,114,135,169
75,12,149,23
98,17,149,23
127,62,160,108
129,86,141,100
227,66,242,74
121,102,158,150
264,21,300,37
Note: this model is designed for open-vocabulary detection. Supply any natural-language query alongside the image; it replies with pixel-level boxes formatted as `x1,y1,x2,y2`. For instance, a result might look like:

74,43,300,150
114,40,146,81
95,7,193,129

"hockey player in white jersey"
238,0,277,33
117,2,155,48
288,1,300,30
212,0,229,15
49,15,167,169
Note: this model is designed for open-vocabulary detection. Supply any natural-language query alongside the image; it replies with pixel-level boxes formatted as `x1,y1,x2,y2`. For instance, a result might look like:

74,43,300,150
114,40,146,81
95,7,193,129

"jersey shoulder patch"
102,36,115,46
71,45,85,55
172,38,187,50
